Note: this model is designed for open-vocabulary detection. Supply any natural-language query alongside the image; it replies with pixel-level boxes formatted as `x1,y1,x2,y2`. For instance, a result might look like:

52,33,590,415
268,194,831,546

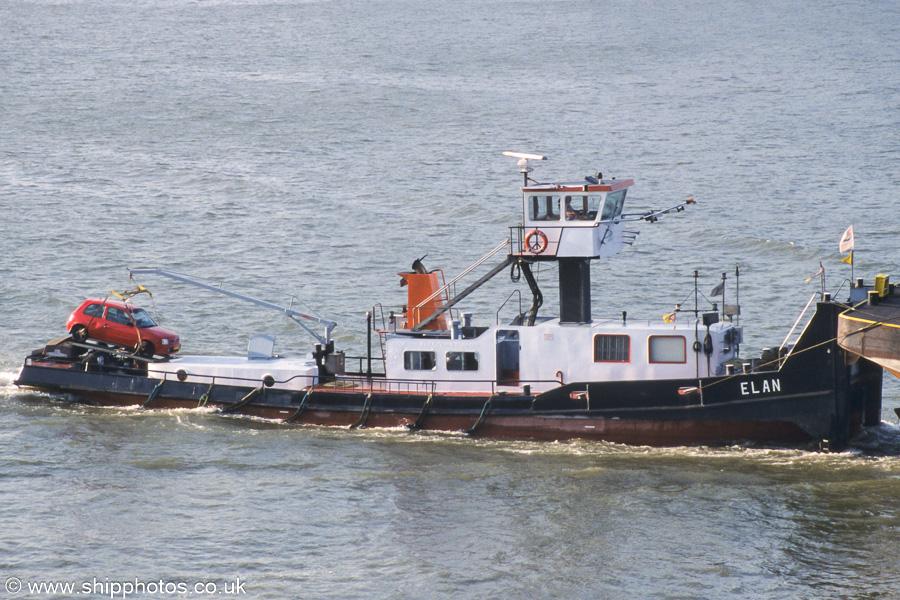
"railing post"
366,311,372,379
778,292,819,365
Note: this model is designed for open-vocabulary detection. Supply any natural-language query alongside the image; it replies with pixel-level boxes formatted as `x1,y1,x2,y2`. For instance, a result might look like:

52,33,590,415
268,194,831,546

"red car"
66,298,181,358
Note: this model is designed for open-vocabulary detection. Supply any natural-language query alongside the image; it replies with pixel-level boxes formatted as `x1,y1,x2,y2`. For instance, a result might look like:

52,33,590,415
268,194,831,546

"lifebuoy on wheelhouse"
525,229,548,254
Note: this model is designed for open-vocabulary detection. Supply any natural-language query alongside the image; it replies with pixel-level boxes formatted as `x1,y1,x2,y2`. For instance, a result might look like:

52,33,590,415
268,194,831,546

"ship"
14,153,886,449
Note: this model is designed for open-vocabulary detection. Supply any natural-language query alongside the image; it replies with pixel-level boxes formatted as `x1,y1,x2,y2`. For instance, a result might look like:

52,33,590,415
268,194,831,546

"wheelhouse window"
600,190,627,220
565,195,602,221
649,335,686,364
594,335,630,362
446,351,479,371
529,195,560,221
404,351,436,371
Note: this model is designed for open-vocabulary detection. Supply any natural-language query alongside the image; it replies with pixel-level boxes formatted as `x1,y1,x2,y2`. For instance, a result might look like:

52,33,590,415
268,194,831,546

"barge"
838,274,900,380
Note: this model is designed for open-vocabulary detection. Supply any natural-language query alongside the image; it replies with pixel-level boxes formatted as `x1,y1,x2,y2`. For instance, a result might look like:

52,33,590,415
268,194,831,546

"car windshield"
130,308,157,328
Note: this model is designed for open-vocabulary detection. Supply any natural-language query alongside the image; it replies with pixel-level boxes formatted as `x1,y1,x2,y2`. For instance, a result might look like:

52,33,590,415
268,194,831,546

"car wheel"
138,341,155,359
71,325,88,342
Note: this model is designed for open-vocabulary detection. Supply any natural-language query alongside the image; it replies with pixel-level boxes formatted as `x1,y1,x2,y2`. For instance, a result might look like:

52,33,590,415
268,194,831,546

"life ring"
525,229,548,254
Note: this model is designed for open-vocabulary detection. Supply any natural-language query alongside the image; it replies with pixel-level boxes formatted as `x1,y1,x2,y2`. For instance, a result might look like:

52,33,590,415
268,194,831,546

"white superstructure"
382,317,740,394
377,154,733,394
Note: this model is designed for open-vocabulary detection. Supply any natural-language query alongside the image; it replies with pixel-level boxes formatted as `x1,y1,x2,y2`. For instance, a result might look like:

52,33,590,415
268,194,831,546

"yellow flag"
840,253,852,264
663,312,676,323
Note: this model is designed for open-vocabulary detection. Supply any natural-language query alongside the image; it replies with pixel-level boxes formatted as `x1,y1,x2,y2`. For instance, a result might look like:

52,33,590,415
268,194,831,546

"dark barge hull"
15,302,884,448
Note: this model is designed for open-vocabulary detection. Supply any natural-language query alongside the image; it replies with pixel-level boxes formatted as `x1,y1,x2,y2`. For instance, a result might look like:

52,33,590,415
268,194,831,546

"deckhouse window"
529,195,560,221
404,351,436,371
600,190,626,220
446,351,479,371
594,335,630,362
565,196,601,221
648,336,686,364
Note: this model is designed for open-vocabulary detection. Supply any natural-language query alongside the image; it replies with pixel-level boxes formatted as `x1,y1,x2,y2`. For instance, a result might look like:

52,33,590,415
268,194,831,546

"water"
2,0,900,597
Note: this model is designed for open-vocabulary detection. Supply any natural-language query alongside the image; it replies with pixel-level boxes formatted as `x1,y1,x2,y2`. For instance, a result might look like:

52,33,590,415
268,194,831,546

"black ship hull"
15,302,883,449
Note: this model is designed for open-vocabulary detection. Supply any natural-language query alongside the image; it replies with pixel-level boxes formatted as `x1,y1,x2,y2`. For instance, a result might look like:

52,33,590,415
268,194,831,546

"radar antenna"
502,151,547,186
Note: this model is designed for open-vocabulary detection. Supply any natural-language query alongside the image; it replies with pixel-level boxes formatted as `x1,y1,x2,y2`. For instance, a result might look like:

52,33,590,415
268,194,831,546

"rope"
220,385,264,414
197,383,214,407
285,390,311,423
464,395,493,435
408,394,433,431
142,380,164,408
836,300,900,335
700,303,899,392
350,393,373,429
